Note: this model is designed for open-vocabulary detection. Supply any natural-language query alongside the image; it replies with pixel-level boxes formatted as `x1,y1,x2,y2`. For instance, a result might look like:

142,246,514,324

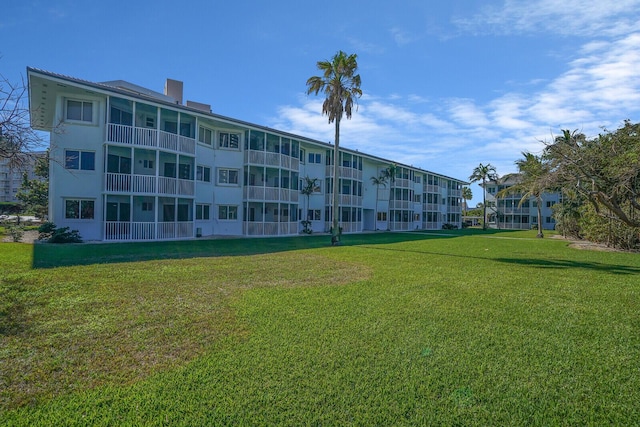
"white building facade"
28,68,466,242
484,175,561,230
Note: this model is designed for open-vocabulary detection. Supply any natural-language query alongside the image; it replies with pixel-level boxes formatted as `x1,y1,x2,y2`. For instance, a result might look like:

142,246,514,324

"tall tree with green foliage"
497,152,550,238
546,121,640,228
306,51,362,245
461,186,472,217
469,163,498,230
370,174,387,230
300,176,319,219
16,150,49,219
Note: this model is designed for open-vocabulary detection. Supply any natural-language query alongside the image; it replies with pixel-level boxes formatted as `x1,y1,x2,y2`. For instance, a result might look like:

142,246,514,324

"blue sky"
2,0,640,205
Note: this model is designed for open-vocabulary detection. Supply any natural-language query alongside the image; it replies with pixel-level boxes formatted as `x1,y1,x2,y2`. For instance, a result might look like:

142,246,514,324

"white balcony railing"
105,173,192,196
244,222,298,236
107,123,195,155
244,150,300,170
324,194,362,206
104,221,193,241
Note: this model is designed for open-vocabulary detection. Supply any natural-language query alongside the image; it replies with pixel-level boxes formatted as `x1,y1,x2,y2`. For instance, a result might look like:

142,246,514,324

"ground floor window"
219,205,238,220
196,204,210,220
377,212,387,221
65,199,95,219
307,209,321,220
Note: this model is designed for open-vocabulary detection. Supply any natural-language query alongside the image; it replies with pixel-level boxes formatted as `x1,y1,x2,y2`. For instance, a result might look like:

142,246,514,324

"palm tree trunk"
482,178,487,230
332,117,341,244
537,196,544,238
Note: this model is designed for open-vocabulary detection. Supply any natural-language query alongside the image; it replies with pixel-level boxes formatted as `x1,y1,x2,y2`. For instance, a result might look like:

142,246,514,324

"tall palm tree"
306,51,362,245
497,152,550,238
469,163,498,230
370,174,387,230
461,186,473,218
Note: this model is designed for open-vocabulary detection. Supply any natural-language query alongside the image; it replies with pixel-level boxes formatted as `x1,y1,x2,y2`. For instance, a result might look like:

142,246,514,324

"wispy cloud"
453,0,640,37
272,26,640,189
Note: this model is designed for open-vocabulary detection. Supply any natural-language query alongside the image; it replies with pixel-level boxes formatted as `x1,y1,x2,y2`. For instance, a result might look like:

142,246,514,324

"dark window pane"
65,150,79,169
65,200,79,218
81,200,95,219
67,100,82,120
80,152,95,170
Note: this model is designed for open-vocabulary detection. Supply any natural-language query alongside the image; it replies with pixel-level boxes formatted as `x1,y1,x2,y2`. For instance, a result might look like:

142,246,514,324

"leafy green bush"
8,225,25,242
37,222,82,243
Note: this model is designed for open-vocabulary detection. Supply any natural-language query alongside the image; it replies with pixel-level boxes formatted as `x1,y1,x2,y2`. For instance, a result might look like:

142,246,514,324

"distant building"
0,152,46,203
483,174,560,230
28,67,467,242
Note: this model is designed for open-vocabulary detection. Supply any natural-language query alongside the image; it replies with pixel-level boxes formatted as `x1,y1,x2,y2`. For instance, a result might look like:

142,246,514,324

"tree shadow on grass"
31,230,490,269
493,257,640,276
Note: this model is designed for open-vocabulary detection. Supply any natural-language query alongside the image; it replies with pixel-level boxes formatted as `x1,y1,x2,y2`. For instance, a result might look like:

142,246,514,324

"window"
142,202,153,211
377,212,387,221
546,201,556,208
66,99,93,123
300,148,306,163
218,205,238,220
143,159,154,169
218,168,239,185
107,154,131,174
307,209,321,220
199,126,213,145
65,199,94,219
65,150,95,171
178,163,191,180
219,132,239,149
308,153,322,164
196,204,210,220
196,165,211,182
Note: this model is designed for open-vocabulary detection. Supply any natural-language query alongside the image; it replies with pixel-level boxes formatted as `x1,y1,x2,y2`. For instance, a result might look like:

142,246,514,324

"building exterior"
0,152,45,203
483,174,561,230
28,67,466,242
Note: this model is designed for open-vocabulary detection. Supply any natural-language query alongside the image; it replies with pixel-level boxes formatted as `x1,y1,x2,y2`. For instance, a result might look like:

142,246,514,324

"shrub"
37,222,82,243
8,225,25,242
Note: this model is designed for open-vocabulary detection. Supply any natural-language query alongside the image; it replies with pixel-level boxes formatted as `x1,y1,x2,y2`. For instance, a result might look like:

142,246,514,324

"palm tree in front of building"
469,163,498,230
370,174,388,230
306,51,362,245
497,152,550,238
462,186,472,218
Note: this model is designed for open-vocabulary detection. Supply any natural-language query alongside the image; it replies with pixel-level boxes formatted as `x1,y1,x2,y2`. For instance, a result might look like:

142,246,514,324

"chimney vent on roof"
164,78,183,105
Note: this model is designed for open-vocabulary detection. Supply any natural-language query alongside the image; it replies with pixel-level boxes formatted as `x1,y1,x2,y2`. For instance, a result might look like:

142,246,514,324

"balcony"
243,186,299,202
325,166,363,181
324,194,362,207
423,184,439,193
104,221,194,241
389,200,411,210
107,123,195,155
244,222,298,236
105,172,194,196
244,150,300,170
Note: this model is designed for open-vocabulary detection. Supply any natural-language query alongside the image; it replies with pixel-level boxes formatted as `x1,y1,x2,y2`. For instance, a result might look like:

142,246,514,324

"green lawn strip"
2,232,640,425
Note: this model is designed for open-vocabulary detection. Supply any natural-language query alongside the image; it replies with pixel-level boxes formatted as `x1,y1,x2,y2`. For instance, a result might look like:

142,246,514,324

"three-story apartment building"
483,174,561,230
28,68,466,241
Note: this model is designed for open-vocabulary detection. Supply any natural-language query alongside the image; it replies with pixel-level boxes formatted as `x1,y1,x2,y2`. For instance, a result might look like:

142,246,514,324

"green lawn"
1,230,639,425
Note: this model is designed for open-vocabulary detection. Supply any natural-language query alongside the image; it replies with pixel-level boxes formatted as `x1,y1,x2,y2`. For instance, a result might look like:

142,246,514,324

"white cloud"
271,27,640,197
453,0,640,37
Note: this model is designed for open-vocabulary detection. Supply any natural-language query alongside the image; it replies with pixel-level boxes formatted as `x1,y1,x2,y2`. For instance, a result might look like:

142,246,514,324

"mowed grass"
1,230,639,425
